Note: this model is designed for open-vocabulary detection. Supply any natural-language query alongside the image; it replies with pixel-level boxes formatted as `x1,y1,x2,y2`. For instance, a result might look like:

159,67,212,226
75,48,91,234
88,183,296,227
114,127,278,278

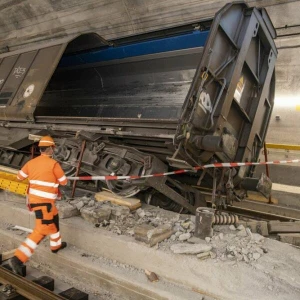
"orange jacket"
17,154,67,203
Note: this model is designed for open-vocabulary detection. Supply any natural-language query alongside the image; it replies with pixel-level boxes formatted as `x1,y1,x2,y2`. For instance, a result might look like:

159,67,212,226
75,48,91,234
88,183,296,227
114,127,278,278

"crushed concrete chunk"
229,225,236,231
237,228,247,237
237,225,245,231
181,221,190,229
197,251,211,260
252,233,264,242
111,206,130,219
81,206,111,224
246,228,252,238
56,202,80,219
136,208,145,218
205,237,211,243
75,200,85,210
134,224,173,247
253,252,261,260
178,233,191,241
88,200,95,207
187,237,204,244
170,234,177,241
175,231,182,237
170,243,212,254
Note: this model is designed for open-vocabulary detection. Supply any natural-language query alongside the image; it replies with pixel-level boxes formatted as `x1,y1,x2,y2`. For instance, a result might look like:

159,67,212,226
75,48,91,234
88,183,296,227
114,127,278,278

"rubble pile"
58,197,269,264
200,225,267,263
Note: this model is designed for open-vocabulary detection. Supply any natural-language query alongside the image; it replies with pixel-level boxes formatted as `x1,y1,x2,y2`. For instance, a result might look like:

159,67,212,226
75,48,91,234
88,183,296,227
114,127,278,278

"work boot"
8,256,24,276
51,242,67,253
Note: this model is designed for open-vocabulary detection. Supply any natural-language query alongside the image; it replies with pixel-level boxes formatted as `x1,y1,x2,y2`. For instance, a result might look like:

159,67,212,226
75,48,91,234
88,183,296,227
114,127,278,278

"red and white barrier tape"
66,159,300,181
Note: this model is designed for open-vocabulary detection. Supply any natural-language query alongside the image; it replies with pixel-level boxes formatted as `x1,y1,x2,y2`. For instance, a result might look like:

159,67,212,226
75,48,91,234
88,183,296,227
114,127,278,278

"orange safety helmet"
38,136,55,147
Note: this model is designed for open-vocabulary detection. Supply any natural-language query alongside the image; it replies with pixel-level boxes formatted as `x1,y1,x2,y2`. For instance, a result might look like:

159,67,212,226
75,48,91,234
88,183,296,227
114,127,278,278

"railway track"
0,257,89,300
227,200,300,222
225,206,300,222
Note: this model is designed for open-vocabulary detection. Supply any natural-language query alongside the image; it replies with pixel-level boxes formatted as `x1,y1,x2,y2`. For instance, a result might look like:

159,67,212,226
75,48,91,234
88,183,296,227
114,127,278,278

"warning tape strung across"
66,159,300,181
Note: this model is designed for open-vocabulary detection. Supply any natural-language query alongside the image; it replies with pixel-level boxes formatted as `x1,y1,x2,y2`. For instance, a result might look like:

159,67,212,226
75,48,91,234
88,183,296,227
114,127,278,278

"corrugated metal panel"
0,33,109,122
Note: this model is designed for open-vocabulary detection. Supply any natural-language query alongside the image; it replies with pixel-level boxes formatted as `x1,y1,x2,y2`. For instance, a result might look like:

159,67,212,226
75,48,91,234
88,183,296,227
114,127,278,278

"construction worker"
9,136,68,276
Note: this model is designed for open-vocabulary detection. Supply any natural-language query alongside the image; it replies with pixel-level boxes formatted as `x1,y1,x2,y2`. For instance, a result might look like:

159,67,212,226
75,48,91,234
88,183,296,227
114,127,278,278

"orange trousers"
15,200,62,263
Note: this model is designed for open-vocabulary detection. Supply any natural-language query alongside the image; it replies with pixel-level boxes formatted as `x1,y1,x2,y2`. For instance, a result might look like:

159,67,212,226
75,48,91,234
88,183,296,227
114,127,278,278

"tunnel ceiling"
0,0,299,52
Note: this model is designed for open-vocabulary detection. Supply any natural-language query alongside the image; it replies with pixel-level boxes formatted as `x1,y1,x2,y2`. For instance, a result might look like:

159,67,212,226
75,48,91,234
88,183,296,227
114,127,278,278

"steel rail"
226,206,300,222
230,200,300,221
0,266,65,300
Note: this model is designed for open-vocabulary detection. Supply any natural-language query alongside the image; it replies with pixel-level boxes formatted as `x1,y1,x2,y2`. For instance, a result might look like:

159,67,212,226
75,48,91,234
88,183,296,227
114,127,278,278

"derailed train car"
0,2,277,213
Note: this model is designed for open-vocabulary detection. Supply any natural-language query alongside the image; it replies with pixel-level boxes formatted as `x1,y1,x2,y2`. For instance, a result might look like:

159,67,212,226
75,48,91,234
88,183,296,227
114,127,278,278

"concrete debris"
111,206,130,219
181,221,190,229
229,225,236,231
134,224,174,247
187,237,204,244
205,237,211,243
144,269,159,282
178,233,191,241
56,202,80,219
237,224,245,231
236,228,248,237
63,197,272,266
127,229,135,236
88,200,95,207
136,208,146,218
252,233,265,242
75,200,85,210
170,243,212,254
170,234,176,241
253,252,261,260
197,251,211,260
245,228,252,238
80,206,111,224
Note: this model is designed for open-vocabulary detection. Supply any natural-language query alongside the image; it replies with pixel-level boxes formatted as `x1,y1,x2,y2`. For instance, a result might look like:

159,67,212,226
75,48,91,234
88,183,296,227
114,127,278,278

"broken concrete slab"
170,243,212,254
187,237,204,244
56,201,80,219
134,224,173,247
111,205,130,219
80,206,111,225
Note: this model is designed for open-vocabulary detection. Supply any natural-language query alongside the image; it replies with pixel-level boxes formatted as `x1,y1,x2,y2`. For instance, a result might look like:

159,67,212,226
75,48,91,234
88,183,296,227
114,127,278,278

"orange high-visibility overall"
15,153,67,263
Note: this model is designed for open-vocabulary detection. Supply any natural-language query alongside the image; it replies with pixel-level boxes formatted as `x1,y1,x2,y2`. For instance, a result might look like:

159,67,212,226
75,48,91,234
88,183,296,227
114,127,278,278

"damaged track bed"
225,200,300,222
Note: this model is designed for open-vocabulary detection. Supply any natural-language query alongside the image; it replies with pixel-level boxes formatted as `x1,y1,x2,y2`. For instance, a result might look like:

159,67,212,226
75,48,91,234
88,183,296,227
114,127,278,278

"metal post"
71,140,86,198
263,142,272,204
194,207,214,239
